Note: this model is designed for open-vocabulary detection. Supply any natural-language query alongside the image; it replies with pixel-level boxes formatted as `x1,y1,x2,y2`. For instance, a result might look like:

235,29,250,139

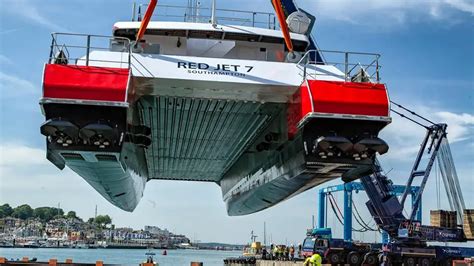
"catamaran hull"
40,51,391,214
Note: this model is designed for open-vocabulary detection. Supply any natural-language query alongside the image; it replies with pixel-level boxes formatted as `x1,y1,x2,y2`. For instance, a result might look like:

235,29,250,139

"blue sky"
0,0,473,245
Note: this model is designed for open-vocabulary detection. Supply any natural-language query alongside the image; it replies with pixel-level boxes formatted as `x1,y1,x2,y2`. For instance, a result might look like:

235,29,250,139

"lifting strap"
137,0,158,42
271,0,294,53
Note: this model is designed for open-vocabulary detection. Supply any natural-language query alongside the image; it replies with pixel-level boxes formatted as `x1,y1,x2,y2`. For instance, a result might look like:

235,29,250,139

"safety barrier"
48,33,131,69
134,3,277,29
298,49,381,83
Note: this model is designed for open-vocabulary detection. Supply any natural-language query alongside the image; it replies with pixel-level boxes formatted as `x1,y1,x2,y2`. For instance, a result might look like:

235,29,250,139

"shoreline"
0,246,240,251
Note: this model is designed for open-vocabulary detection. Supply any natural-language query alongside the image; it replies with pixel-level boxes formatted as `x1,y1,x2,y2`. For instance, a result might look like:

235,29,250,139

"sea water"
0,248,241,265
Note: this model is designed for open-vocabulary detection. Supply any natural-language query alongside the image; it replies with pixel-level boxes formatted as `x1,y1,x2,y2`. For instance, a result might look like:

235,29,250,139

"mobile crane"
302,102,473,265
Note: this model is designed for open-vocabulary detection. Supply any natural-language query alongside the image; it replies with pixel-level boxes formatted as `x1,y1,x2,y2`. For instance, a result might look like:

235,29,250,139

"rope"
352,211,371,232
436,138,465,223
435,161,440,209
327,193,369,233
328,193,344,219
390,108,429,129
327,193,344,225
390,100,436,125
352,200,379,232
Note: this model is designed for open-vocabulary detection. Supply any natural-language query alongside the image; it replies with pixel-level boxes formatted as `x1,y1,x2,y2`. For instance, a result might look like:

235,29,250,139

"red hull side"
302,80,389,117
288,80,390,139
43,64,129,102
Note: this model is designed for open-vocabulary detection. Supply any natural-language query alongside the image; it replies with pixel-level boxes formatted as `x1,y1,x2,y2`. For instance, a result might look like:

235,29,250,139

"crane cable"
390,100,436,126
328,192,378,232
328,193,343,219
352,200,380,232
327,193,344,225
327,193,369,233
435,161,440,209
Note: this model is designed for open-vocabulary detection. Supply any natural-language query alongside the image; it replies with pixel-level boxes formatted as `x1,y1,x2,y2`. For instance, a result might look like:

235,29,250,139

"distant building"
145,225,171,237
0,216,190,248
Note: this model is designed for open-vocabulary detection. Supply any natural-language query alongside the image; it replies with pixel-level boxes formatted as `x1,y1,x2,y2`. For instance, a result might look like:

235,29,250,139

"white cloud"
0,143,47,169
380,105,474,163
0,142,114,224
300,0,473,27
436,112,474,142
381,113,426,162
5,0,69,32
0,71,36,97
0,28,22,35
0,55,12,65
445,0,474,14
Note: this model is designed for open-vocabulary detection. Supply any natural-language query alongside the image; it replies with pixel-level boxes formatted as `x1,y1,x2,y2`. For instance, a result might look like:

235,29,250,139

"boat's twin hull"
40,56,390,215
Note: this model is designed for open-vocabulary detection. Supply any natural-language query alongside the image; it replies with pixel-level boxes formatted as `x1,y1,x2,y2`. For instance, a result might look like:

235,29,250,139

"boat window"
128,36,287,62
114,29,308,53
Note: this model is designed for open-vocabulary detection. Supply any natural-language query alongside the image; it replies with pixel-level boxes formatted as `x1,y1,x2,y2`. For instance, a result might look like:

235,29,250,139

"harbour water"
0,248,241,265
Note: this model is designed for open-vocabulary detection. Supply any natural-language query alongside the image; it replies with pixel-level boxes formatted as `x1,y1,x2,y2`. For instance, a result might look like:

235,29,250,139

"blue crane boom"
302,103,472,265
358,103,466,243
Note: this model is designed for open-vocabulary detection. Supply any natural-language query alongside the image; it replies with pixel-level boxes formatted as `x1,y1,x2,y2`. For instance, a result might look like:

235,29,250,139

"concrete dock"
226,260,343,266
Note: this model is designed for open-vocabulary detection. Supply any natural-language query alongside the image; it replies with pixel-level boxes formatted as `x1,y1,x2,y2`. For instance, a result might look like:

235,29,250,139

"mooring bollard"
22,257,29,262
96,260,104,266
65,258,73,263
190,262,203,266
49,258,58,265
0,257,6,264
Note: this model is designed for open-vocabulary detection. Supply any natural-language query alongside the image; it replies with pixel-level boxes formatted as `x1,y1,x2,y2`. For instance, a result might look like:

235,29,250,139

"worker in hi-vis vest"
303,253,322,266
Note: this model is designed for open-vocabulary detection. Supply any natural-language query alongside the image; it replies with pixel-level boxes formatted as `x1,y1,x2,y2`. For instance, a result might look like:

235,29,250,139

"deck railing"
298,50,382,83
49,33,132,69
134,3,277,29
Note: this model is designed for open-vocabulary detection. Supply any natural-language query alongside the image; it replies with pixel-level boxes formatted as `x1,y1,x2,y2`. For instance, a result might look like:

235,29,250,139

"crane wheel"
403,257,417,266
347,251,362,265
378,254,394,266
327,252,341,264
363,252,378,265
419,257,431,266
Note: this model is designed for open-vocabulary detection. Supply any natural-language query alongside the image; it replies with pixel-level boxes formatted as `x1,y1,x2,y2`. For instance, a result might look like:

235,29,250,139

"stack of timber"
448,211,458,228
430,210,457,228
464,209,474,240
431,210,445,227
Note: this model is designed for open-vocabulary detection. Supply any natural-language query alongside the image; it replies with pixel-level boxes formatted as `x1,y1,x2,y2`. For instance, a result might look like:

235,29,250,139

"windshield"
302,237,315,251
315,238,329,248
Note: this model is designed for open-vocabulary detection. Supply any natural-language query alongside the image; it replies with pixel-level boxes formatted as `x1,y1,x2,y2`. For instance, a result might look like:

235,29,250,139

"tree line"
0,203,112,227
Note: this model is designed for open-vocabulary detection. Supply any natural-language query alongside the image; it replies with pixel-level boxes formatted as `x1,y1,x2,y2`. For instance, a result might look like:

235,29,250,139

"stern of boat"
39,34,148,211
